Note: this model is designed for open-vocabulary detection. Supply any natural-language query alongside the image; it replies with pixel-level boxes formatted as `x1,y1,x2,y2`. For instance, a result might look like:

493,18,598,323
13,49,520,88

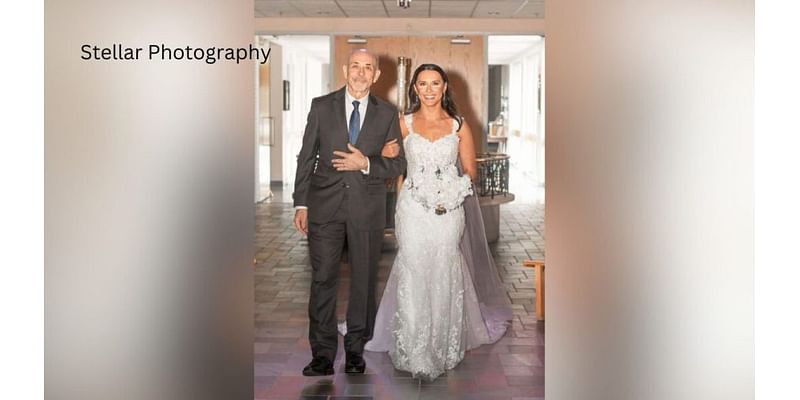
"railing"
476,153,510,198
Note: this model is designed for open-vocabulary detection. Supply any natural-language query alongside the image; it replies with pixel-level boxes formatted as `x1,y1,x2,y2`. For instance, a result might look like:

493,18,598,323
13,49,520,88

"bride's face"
414,70,447,108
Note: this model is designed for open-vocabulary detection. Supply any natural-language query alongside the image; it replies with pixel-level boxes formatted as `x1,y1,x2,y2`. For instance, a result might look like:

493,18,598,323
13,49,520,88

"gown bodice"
402,114,472,214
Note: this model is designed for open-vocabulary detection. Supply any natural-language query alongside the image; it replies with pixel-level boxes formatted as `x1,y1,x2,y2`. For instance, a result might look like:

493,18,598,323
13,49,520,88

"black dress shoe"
302,356,334,376
344,352,366,374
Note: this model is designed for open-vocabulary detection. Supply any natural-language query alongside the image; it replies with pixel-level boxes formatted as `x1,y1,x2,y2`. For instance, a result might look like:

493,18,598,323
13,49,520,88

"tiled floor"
255,188,545,400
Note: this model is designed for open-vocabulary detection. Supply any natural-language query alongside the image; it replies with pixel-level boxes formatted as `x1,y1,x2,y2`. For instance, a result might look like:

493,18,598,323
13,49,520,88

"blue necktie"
349,100,360,144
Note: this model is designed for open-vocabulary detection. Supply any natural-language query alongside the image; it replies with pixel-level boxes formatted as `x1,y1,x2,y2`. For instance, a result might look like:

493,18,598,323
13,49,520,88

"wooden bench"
523,259,545,321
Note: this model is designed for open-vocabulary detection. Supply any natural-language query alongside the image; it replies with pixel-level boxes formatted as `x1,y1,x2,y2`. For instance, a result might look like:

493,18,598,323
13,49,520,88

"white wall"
268,41,284,182
506,40,545,186
281,45,328,186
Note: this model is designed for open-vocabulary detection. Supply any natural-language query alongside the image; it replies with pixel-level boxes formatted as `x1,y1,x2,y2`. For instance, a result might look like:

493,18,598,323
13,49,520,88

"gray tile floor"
255,187,544,400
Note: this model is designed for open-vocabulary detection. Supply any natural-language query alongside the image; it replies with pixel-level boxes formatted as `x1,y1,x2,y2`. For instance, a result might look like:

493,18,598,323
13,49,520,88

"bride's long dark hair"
405,63,463,131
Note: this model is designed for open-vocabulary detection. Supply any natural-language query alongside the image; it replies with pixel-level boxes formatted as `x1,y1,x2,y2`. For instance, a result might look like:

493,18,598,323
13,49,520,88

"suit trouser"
307,194,383,361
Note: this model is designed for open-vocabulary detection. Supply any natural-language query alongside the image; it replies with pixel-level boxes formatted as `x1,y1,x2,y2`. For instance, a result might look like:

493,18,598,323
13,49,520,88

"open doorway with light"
488,35,545,204
254,35,331,203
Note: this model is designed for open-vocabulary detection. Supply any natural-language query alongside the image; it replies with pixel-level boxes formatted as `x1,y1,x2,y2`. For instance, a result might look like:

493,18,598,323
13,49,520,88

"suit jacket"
293,87,407,230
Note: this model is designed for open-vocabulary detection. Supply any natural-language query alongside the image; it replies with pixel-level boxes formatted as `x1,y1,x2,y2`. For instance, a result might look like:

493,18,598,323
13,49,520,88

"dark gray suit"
293,87,406,361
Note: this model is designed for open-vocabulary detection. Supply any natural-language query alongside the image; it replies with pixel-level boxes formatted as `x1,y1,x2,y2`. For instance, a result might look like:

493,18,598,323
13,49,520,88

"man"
293,49,406,376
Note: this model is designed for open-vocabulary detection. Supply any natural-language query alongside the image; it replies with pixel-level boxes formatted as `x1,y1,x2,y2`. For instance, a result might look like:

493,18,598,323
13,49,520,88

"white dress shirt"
345,90,370,175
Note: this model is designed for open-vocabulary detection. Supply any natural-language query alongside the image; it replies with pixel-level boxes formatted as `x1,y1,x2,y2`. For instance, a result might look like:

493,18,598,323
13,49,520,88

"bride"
343,63,512,380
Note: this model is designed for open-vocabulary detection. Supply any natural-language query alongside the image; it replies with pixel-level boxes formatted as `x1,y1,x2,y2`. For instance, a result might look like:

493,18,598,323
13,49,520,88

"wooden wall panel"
258,62,269,116
333,36,485,151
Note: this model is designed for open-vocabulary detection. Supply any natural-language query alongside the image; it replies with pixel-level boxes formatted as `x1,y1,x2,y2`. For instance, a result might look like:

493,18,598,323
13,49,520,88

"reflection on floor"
255,193,545,400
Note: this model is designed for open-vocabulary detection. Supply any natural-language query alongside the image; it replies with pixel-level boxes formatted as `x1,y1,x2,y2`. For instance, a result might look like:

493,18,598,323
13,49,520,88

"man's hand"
381,139,400,158
294,208,308,236
332,144,369,171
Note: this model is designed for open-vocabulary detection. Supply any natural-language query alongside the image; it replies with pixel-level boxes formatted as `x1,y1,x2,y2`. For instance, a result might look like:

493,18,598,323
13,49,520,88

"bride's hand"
381,139,400,158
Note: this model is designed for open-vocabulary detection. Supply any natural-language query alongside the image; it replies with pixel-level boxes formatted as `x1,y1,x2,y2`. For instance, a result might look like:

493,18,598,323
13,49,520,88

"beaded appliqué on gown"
402,116,473,215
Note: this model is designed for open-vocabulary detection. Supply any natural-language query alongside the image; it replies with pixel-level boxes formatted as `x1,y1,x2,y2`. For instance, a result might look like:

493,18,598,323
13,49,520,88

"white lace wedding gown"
361,115,500,380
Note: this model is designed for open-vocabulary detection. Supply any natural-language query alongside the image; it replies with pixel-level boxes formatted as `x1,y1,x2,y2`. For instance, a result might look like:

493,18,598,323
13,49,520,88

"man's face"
342,51,380,95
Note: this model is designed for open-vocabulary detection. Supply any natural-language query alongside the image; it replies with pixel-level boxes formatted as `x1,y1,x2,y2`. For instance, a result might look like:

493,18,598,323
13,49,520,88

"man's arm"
365,112,407,178
292,101,320,236
292,100,320,208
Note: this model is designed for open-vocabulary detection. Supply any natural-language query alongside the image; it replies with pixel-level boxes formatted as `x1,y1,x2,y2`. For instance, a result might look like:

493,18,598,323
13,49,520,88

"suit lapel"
355,94,380,148
331,88,349,148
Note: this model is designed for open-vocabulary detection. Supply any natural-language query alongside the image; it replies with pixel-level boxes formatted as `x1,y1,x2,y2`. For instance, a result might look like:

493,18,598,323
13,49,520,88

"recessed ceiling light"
347,36,368,44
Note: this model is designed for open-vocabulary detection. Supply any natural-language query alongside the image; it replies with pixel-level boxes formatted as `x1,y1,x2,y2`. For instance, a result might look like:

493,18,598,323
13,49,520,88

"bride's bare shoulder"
399,112,410,139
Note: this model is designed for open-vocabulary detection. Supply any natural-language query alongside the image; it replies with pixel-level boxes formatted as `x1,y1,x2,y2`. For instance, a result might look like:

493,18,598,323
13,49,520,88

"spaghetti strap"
404,114,414,134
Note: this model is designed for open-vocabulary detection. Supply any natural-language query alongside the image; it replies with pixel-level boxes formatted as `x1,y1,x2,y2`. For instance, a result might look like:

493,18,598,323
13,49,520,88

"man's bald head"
346,48,379,70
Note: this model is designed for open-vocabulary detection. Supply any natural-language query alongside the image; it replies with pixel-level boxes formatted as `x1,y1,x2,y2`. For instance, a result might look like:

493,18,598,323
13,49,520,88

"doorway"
255,34,331,202
488,35,545,204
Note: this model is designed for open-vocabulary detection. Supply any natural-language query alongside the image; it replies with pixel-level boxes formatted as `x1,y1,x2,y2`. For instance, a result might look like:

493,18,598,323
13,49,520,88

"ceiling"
260,34,544,65
255,0,545,19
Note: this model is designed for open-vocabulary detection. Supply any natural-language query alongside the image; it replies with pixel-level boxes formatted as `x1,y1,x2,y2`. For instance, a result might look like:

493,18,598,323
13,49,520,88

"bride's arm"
399,112,410,139
457,121,478,181
380,113,409,158
381,113,408,191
